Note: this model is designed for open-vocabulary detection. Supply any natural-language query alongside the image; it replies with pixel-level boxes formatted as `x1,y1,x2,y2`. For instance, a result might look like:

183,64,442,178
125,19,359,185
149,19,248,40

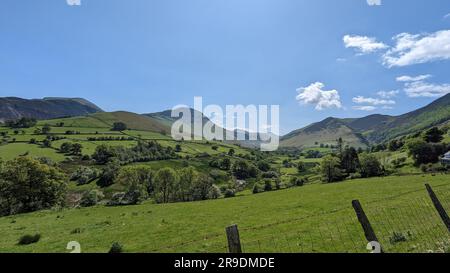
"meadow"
1,174,449,253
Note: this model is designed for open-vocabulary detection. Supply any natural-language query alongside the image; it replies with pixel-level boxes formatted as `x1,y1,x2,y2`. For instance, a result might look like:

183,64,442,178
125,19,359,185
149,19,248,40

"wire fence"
149,184,450,253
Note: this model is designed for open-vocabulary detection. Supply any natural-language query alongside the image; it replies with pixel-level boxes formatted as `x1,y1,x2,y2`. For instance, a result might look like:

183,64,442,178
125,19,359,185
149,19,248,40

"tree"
154,167,178,203
257,161,271,172
297,161,305,173
42,124,51,135
0,157,67,216
191,174,213,201
336,137,344,158
5,117,37,128
359,153,383,178
406,139,446,166
424,127,444,143
228,148,235,156
92,144,117,164
341,147,360,174
115,166,153,204
97,160,121,187
177,167,197,201
42,138,52,148
112,122,127,131
71,143,83,156
232,160,258,179
60,142,73,154
320,155,343,183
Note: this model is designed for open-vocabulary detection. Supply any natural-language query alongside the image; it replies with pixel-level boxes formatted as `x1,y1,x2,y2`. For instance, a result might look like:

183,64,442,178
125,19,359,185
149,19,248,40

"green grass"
0,143,67,162
1,174,450,253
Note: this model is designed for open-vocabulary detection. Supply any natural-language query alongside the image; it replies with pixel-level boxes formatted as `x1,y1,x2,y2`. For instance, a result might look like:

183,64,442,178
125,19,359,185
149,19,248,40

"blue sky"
0,0,449,134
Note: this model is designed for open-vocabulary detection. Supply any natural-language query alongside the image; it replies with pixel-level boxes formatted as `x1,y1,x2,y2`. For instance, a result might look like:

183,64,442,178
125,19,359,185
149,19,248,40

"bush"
348,172,362,180
264,180,273,191
70,166,99,185
252,183,260,194
80,190,104,207
18,234,41,245
257,161,271,172
109,242,123,253
207,184,221,199
290,177,305,187
224,189,235,198
389,231,408,244
261,171,279,179
232,160,258,179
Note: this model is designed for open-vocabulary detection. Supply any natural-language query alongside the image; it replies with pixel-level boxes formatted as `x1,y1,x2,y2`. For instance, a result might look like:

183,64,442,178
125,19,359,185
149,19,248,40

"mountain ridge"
0,97,103,122
281,93,450,149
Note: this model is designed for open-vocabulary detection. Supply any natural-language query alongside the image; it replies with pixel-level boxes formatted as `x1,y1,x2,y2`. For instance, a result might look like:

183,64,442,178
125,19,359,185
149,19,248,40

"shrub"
252,184,261,194
264,180,273,191
389,231,408,244
70,166,99,185
207,184,221,199
107,193,126,206
18,234,41,245
348,172,362,180
261,171,279,178
224,189,235,198
257,161,271,172
290,177,305,187
232,160,258,179
80,190,104,207
109,242,123,253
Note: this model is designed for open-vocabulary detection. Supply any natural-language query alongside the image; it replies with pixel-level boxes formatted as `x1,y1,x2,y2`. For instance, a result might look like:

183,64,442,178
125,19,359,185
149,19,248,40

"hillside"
280,118,369,149
0,97,103,122
281,94,450,148
1,174,449,253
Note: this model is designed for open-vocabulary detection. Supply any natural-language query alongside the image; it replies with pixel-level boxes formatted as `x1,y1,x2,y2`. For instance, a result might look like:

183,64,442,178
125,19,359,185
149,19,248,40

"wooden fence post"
352,200,383,253
425,184,450,233
226,224,242,253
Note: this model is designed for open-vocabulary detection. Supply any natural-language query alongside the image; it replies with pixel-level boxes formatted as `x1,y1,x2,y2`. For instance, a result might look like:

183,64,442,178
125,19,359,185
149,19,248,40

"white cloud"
383,30,450,67
404,81,450,98
352,96,396,105
396,74,432,82
353,106,377,111
377,90,399,98
367,0,381,6
296,82,342,110
343,35,388,54
444,13,450,20
67,0,81,5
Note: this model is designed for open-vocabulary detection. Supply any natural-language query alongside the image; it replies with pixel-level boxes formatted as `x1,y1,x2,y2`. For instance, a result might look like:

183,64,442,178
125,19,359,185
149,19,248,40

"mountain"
281,94,450,149
0,97,103,122
281,117,369,149
144,108,273,148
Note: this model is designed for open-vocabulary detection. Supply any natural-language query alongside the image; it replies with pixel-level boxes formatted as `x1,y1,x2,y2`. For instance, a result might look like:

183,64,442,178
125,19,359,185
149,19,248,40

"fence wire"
149,187,450,253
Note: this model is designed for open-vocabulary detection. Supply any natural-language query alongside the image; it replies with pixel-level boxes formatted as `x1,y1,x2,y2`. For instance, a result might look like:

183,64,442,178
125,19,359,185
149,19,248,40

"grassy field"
1,174,450,253
0,143,67,161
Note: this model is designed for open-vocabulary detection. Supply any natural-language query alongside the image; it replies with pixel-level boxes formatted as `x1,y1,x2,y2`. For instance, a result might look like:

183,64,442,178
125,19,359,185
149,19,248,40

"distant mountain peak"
0,97,103,122
282,94,450,148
